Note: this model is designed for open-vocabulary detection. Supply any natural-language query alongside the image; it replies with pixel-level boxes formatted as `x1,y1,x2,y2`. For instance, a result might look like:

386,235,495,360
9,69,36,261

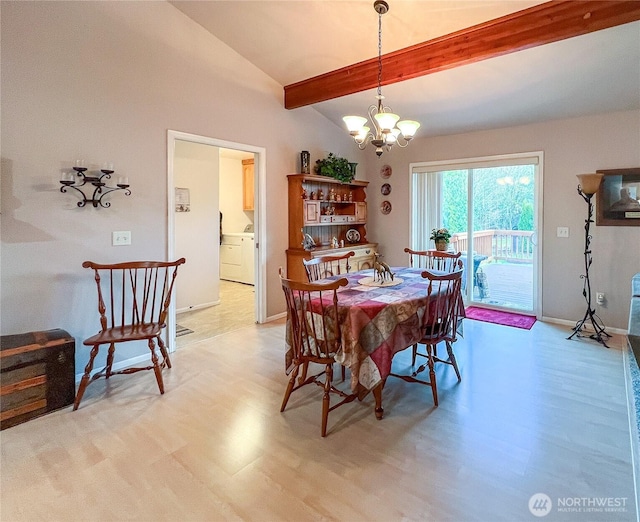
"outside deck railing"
451,229,534,262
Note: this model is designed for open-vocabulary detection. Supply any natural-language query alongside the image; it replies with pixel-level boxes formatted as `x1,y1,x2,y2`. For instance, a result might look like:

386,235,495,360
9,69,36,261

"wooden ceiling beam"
284,0,640,109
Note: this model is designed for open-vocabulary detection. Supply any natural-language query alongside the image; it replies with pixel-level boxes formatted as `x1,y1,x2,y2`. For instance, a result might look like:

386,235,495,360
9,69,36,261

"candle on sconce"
117,176,129,187
60,171,75,184
75,158,86,169
101,162,114,173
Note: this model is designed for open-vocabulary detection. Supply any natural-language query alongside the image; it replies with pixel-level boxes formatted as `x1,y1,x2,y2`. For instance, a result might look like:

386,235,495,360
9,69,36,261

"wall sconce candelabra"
567,172,611,348
60,160,131,208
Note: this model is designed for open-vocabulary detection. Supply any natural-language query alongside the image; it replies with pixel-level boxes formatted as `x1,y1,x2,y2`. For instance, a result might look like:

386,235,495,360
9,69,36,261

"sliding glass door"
410,153,542,315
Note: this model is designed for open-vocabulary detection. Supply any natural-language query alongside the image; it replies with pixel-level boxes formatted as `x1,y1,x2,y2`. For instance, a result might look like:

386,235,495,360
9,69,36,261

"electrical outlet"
557,226,569,238
596,292,605,305
112,231,131,246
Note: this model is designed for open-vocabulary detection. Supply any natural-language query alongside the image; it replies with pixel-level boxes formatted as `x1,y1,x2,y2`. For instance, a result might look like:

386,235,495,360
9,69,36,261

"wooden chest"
1,329,75,430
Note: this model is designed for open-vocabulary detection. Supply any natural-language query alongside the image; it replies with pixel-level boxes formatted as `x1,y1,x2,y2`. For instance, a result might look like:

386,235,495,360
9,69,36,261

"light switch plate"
557,227,569,238
112,231,131,246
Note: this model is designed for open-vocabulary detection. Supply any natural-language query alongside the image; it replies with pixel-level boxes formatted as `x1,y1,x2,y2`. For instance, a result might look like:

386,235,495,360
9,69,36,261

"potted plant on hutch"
430,228,451,251
314,153,355,183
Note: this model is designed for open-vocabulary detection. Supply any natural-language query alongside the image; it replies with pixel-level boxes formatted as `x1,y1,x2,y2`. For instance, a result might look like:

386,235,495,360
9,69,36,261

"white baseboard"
177,300,220,314
266,311,286,322
541,315,627,336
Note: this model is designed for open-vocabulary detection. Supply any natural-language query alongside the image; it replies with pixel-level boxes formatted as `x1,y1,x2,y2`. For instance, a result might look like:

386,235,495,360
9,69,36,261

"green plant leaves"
314,153,354,183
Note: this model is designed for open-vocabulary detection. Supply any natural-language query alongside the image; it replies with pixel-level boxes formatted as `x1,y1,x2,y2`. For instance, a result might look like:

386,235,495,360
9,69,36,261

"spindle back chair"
404,247,462,272
303,251,355,282
280,273,358,436
74,258,186,410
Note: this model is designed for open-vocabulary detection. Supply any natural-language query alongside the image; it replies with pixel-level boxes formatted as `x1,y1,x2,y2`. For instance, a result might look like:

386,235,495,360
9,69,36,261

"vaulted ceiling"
171,1,640,138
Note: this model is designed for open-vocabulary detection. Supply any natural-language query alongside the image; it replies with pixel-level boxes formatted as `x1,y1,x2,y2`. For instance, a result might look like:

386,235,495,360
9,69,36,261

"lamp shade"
355,126,370,142
397,120,420,138
374,111,399,132
343,116,367,135
577,173,604,195
385,128,400,144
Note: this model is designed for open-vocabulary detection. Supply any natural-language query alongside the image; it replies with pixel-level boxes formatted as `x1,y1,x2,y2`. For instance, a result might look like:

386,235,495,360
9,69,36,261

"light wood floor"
1,319,637,521
176,279,256,349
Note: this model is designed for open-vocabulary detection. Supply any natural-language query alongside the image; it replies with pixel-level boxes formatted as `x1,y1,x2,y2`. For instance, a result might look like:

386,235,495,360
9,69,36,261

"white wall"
362,109,640,330
174,140,220,312
219,156,253,234
0,1,359,372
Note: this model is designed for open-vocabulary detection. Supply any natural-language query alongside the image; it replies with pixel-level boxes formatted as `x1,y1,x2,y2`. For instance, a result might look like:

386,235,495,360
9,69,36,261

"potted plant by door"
430,228,451,251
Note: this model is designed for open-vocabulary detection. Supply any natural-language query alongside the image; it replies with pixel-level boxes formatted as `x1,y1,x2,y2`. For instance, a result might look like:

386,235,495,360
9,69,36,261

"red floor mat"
465,306,536,330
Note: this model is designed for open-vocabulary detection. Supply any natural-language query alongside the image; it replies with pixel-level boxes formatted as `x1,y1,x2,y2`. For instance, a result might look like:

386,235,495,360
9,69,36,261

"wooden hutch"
286,173,377,281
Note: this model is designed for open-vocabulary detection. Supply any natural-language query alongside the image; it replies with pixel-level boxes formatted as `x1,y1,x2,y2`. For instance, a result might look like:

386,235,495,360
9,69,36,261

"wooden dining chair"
74,258,186,410
404,248,463,361
280,274,358,436
404,247,463,272
390,269,463,407
303,251,355,282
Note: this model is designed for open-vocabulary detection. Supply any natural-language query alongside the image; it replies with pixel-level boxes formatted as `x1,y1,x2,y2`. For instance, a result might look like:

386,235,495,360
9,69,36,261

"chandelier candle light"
567,172,611,348
342,0,420,157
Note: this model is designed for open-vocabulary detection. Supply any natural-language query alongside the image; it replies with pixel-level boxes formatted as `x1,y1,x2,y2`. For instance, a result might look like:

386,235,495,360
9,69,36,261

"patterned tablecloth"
285,267,462,393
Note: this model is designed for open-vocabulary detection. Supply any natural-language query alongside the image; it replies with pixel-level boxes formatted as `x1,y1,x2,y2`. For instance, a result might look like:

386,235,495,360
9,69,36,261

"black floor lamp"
567,172,611,348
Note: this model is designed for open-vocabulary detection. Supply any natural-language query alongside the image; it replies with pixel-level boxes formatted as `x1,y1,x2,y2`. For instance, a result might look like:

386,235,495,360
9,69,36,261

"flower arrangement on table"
430,228,451,251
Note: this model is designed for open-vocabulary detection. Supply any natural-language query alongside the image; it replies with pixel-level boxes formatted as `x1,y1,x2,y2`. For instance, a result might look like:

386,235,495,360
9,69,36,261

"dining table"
284,266,465,420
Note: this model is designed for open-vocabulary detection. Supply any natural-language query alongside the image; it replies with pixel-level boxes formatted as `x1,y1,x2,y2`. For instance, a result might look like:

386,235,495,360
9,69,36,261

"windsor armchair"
74,258,186,410
281,273,359,436
390,269,463,407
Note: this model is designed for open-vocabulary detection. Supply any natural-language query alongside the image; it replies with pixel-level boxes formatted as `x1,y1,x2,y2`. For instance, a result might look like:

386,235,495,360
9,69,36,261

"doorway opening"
175,279,255,348
410,152,543,316
167,130,266,351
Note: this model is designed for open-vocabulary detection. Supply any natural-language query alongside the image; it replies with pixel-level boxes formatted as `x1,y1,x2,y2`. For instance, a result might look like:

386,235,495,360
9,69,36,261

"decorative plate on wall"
346,228,361,243
381,200,392,215
380,164,392,179
381,183,391,196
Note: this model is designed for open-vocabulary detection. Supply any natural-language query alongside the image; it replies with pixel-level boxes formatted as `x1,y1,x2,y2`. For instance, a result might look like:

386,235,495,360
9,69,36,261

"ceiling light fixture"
343,0,420,158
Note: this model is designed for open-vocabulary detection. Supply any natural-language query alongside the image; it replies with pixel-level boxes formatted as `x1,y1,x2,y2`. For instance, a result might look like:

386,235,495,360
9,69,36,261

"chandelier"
343,0,420,157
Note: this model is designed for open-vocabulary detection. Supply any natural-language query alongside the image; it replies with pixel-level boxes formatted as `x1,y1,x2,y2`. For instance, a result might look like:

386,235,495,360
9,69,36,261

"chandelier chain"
377,9,383,98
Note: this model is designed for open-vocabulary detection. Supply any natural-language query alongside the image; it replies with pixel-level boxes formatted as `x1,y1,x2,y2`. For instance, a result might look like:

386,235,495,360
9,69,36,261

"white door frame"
167,130,267,349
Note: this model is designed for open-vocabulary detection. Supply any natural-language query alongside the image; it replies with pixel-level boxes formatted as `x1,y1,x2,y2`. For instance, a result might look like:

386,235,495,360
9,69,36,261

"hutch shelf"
286,173,377,281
